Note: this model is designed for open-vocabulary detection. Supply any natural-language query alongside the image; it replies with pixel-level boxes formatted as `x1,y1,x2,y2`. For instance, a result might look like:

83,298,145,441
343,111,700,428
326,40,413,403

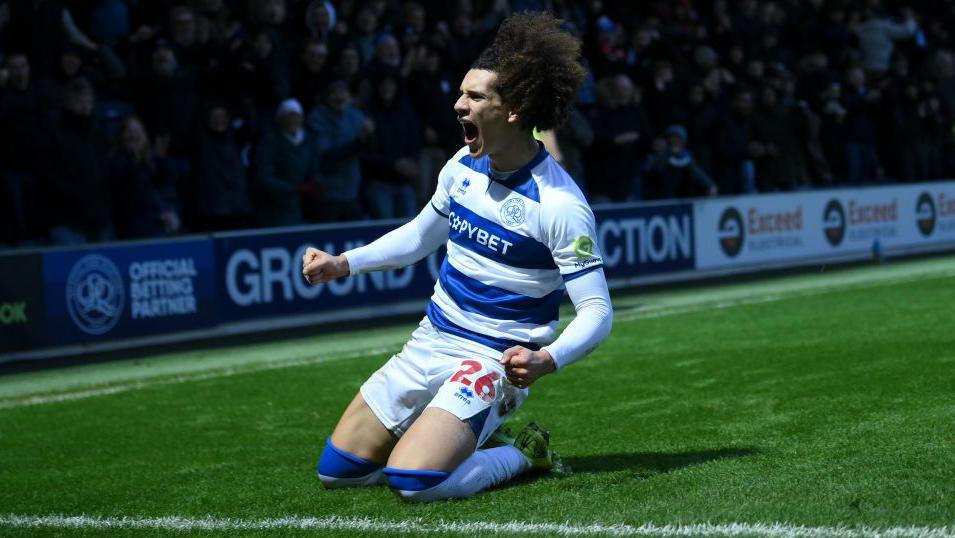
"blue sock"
317,438,385,488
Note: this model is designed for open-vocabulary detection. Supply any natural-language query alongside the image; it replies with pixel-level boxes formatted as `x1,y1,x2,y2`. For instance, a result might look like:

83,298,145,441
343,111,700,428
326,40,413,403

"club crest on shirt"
500,197,526,227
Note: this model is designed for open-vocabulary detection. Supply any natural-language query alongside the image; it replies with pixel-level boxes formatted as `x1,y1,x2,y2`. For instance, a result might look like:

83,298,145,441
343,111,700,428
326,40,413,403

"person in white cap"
254,98,323,226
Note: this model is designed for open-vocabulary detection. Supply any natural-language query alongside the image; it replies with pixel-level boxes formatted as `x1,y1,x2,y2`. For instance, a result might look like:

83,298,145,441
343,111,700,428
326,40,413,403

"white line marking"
2,266,952,411
0,346,395,410
0,514,951,537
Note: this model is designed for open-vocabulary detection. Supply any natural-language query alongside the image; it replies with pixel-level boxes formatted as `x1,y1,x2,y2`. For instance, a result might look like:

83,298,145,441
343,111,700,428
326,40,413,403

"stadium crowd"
2,0,954,247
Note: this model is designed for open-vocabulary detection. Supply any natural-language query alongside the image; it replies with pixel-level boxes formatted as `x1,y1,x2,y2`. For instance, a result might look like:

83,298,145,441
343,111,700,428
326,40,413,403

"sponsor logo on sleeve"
574,235,595,258
572,235,602,268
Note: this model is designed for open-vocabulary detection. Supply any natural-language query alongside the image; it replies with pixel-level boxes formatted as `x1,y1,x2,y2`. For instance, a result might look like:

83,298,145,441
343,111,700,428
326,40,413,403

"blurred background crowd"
2,0,955,248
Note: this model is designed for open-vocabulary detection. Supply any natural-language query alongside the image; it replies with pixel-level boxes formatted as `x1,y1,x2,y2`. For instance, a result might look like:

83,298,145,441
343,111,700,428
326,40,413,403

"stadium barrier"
693,181,955,270
2,181,953,362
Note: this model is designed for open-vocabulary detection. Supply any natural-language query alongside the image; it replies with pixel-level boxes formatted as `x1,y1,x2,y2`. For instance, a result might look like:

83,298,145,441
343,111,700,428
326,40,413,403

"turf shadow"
485,448,759,495
563,447,759,478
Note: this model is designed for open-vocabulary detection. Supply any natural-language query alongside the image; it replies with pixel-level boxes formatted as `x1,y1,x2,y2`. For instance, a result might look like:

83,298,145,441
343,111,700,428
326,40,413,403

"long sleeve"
343,204,449,274
541,268,613,370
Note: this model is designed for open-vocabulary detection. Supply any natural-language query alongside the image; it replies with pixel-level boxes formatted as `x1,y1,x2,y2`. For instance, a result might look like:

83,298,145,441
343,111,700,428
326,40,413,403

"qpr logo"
916,192,936,237
717,207,744,257
66,254,125,335
500,197,526,227
823,199,846,246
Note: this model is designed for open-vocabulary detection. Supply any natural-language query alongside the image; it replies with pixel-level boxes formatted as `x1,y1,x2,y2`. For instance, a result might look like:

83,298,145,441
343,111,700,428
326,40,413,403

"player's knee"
317,438,384,489
383,467,450,502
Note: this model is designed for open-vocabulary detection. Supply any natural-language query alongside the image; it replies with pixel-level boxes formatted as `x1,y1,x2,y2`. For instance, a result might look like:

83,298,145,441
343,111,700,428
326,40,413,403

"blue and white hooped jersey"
426,143,604,353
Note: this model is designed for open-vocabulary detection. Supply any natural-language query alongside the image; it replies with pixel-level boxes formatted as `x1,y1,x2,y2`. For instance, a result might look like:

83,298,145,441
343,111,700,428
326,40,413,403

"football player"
303,11,612,502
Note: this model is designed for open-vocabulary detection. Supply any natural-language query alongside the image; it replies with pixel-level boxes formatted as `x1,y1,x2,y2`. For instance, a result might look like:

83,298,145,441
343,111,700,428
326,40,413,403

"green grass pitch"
1,255,953,537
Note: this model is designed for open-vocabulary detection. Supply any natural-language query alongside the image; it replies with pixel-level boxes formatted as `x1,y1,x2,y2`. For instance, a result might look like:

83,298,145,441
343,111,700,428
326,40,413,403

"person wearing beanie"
253,98,323,226
643,124,718,200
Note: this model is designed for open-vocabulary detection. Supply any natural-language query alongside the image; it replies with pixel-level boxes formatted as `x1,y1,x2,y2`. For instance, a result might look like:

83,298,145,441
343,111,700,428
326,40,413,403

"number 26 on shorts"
450,360,500,402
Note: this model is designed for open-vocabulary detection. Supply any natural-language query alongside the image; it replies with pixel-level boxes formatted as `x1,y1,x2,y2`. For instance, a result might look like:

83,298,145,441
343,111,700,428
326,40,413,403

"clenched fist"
302,247,350,285
500,346,556,389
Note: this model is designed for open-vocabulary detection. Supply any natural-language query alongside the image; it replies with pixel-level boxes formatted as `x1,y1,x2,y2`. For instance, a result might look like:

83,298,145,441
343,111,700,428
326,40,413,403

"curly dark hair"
472,12,585,131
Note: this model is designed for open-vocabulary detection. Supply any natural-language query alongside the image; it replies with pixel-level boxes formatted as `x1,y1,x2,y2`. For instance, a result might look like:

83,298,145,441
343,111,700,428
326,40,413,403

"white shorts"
360,316,528,448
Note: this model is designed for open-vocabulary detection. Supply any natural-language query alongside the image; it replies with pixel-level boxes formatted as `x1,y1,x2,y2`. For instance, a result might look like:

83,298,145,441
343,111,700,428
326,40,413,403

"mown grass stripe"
2,265,953,411
0,346,395,410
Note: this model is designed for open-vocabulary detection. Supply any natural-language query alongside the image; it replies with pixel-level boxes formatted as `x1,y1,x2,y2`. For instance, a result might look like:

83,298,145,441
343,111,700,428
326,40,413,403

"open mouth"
459,119,479,145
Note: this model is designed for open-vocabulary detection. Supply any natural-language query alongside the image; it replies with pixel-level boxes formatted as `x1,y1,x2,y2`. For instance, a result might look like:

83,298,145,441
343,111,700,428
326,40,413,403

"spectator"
0,0,99,78
818,80,848,179
361,74,420,219
307,81,368,222
365,33,405,82
852,6,917,73
39,77,113,244
934,51,955,127
443,13,487,75
714,86,758,194
932,50,955,176
2,0,955,240
108,116,181,239
752,85,808,191
48,45,126,101
586,74,650,202
682,84,720,176
252,0,293,65
796,98,835,188
292,39,330,108
840,66,883,184
795,52,836,108
235,30,291,131
590,15,628,78
399,1,426,51
819,5,854,61
133,42,199,159
87,0,130,48
192,103,253,232
331,45,365,99
553,106,594,194
254,98,322,227
165,5,207,70
644,60,682,132
408,44,459,197
892,81,941,182
0,52,44,245
643,125,717,200
351,7,380,65
303,1,339,45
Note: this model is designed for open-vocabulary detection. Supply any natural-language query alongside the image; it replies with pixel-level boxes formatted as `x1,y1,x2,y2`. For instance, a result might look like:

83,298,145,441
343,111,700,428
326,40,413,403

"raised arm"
303,151,459,283
302,204,448,284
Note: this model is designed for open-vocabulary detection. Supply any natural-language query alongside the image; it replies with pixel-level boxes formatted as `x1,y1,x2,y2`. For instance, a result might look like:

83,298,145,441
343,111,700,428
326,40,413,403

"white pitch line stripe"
0,346,396,410
0,515,951,538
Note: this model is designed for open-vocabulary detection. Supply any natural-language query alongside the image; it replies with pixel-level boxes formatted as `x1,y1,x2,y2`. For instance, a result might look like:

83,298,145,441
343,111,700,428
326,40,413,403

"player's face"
454,69,513,159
